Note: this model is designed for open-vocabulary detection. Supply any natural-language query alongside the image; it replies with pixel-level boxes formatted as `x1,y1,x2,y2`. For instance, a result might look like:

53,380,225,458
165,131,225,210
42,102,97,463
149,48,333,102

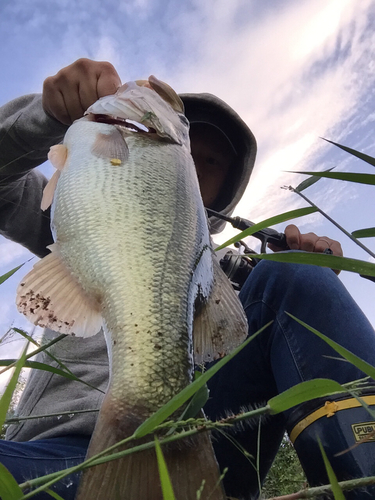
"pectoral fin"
91,129,129,162
193,257,248,364
48,144,68,170
16,244,102,337
41,144,68,211
41,169,61,211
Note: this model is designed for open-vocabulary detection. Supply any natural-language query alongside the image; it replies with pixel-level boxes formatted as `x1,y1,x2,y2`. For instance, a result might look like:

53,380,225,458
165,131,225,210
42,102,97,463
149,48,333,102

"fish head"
85,76,189,147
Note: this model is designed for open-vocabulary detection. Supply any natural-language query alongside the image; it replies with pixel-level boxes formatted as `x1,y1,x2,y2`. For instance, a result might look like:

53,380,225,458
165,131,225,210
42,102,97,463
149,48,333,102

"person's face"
189,123,235,208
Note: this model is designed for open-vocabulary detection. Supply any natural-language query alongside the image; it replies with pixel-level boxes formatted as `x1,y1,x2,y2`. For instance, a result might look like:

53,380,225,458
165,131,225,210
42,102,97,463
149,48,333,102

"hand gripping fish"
17,77,248,500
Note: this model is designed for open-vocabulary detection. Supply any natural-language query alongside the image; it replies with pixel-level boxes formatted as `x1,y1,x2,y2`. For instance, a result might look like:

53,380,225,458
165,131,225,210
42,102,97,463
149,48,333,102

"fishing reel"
206,207,288,290
219,241,259,291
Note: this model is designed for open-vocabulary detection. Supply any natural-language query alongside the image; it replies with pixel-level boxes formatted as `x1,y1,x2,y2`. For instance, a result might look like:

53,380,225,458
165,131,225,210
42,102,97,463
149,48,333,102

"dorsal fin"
148,75,184,113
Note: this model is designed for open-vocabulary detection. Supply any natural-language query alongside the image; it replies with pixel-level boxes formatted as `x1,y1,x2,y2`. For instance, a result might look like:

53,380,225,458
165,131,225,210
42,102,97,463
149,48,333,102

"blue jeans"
0,435,90,500
1,261,375,499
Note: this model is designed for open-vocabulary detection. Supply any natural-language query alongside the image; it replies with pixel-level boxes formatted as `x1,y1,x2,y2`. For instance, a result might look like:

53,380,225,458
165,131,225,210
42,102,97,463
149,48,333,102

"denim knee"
240,257,337,309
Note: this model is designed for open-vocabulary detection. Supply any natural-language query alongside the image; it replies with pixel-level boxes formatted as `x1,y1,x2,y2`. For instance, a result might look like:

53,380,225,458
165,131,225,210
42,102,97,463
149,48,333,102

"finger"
311,236,343,274
60,59,99,114
62,81,86,123
328,241,343,275
43,73,85,124
78,80,101,116
312,237,343,257
328,240,343,257
314,237,333,254
284,224,301,250
298,232,317,252
60,59,97,119
42,78,71,125
78,61,121,112
96,62,122,98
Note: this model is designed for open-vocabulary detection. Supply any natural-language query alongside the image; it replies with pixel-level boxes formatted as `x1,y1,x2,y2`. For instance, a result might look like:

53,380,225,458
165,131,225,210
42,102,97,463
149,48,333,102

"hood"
179,93,257,233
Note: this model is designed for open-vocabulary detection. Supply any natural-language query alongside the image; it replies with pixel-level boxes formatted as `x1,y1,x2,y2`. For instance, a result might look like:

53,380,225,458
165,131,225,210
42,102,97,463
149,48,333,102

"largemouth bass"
17,77,248,500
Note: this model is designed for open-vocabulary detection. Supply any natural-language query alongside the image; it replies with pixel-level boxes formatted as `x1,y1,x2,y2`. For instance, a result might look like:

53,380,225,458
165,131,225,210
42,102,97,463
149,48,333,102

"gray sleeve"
0,94,68,257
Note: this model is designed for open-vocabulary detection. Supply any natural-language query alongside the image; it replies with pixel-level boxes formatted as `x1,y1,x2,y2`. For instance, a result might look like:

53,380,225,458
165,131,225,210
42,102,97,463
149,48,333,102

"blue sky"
1,0,375,385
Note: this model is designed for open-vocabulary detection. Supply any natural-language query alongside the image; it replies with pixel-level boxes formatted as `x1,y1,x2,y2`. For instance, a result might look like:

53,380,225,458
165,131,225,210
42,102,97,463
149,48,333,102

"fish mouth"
91,114,157,134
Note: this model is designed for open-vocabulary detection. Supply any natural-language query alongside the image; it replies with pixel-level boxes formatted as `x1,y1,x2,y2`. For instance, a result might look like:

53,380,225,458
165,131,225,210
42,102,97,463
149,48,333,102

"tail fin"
76,411,226,500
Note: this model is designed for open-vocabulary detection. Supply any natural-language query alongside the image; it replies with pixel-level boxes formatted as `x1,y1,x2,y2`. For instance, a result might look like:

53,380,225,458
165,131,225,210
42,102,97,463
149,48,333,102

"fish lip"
88,113,157,134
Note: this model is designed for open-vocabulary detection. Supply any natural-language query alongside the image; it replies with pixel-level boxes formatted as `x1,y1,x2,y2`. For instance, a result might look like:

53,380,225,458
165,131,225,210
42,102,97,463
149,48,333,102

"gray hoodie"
0,92,256,442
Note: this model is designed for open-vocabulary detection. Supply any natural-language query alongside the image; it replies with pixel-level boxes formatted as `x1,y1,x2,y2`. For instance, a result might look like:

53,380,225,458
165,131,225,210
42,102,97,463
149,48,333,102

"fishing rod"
206,207,375,285
204,207,290,290
205,207,288,254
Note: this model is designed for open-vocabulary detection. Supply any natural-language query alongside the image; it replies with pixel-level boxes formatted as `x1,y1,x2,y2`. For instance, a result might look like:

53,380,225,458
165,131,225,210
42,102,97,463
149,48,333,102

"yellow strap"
289,395,375,443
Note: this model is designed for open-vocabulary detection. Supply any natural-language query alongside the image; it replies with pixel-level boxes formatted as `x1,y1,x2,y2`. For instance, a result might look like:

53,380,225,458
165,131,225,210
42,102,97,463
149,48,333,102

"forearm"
0,94,67,257
0,171,54,257
0,93,67,175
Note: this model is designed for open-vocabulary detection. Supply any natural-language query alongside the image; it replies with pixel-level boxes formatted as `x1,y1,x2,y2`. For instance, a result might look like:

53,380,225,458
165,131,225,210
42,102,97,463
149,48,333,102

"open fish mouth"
90,113,157,134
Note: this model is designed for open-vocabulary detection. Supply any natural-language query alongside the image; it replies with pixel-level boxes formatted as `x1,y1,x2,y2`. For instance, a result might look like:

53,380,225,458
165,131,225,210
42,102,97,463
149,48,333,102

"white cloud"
118,0,151,17
291,0,351,60
171,0,375,225
93,36,122,68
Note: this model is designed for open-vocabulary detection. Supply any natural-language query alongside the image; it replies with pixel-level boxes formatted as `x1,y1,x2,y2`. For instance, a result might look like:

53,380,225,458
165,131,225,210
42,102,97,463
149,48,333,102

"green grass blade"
322,138,375,167
288,171,375,186
317,438,345,500
5,408,99,424
0,342,28,429
0,333,104,393
215,207,317,251
134,321,273,438
348,393,375,420
287,188,375,260
0,334,67,375
268,379,344,414
44,489,65,500
12,327,88,381
0,359,93,382
351,227,375,238
295,167,335,192
155,437,176,500
0,359,103,393
0,263,25,285
286,313,375,380
0,334,67,376
181,372,209,420
0,463,24,500
248,252,375,277
11,328,40,346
